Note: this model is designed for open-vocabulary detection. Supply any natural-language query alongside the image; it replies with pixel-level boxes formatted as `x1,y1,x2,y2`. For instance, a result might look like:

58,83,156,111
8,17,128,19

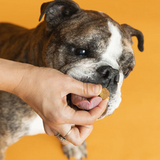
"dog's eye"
124,67,132,77
75,48,87,56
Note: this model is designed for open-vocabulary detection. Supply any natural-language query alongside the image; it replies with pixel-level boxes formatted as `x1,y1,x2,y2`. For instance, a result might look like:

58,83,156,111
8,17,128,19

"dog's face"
39,0,144,117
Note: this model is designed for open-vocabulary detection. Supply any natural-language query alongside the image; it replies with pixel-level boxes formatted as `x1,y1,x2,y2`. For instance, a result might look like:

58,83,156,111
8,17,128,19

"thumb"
66,77,102,98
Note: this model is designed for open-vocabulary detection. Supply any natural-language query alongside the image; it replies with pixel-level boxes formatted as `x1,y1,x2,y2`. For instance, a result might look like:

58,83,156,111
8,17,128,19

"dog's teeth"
99,88,110,100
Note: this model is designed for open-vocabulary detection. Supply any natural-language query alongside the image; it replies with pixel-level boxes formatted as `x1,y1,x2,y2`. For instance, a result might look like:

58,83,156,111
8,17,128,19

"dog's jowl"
0,0,144,159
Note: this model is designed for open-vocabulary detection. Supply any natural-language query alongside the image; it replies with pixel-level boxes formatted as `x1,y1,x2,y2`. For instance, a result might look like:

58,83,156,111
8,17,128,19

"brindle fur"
0,0,144,159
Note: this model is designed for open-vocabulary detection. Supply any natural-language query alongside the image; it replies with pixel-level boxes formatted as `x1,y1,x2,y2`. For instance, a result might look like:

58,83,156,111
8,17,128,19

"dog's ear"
39,0,81,31
121,24,144,52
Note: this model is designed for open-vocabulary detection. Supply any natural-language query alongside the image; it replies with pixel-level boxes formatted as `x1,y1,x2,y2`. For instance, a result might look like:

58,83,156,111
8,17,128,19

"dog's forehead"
59,10,131,44
60,11,110,41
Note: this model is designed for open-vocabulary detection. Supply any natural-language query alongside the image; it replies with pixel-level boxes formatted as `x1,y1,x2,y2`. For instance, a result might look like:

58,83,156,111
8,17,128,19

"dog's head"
39,0,144,118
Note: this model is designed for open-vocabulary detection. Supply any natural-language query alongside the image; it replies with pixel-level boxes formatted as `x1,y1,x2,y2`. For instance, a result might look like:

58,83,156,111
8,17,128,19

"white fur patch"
28,115,45,135
102,21,123,70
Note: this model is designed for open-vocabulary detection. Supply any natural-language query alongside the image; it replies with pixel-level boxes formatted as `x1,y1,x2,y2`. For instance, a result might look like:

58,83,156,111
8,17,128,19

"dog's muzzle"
67,65,119,117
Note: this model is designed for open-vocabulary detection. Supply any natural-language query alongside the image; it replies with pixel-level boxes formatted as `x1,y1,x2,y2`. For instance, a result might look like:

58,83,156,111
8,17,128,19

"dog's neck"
21,22,48,67
0,22,49,67
26,22,47,66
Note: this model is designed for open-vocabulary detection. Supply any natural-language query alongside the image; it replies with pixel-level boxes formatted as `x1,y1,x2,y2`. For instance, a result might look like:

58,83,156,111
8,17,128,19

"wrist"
0,58,34,94
12,64,39,101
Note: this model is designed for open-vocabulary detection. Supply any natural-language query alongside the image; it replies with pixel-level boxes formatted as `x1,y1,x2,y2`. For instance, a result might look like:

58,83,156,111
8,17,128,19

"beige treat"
99,88,110,100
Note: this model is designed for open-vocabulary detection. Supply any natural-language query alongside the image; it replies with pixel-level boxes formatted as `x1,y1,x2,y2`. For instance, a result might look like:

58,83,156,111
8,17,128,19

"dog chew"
99,88,110,100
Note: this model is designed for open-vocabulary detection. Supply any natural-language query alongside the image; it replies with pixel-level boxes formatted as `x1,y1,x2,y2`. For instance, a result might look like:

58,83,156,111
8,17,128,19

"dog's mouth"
67,93,109,118
71,94,103,110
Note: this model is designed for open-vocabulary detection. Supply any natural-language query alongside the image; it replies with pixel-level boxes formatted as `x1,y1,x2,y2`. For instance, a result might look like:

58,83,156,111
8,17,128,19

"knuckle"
87,116,96,125
91,116,96,123
73,139,83,146
82,83,89,95
90,125,94,131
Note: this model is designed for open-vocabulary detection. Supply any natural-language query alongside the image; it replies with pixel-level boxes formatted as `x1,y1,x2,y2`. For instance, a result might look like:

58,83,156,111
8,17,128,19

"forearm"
0,58,32,93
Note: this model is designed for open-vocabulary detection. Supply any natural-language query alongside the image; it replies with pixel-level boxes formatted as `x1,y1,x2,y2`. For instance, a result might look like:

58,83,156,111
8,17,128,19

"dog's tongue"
71,94,102,110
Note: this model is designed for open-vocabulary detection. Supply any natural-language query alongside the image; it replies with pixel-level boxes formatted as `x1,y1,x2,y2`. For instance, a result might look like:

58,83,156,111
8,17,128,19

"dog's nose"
96,66,119,90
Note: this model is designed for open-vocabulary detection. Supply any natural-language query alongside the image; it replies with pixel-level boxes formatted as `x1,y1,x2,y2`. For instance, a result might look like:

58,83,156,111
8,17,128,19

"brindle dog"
0,0,144,159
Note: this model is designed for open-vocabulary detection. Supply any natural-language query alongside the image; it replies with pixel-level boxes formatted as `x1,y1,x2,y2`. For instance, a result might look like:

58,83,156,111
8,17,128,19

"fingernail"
93,84,101,95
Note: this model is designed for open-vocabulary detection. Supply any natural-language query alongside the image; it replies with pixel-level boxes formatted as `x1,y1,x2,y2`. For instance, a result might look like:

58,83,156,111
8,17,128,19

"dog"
0,0,144,159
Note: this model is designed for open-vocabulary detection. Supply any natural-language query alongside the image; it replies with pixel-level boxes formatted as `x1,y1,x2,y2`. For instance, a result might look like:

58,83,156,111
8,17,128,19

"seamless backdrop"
0,0,160,160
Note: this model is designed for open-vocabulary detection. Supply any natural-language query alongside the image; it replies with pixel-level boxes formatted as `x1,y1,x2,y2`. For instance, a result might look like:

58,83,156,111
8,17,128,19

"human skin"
0,58,108,146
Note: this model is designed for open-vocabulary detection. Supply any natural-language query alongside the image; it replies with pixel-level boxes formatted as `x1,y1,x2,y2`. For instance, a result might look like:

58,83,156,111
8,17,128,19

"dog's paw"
62,141,87,159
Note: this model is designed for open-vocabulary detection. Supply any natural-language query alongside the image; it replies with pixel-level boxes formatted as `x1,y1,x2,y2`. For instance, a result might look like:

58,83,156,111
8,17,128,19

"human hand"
13,66,108,146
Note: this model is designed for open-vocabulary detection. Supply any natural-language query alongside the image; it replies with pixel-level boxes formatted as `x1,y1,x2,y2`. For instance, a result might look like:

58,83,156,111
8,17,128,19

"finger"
52,124,91,146
66,99,108,125
56,132,70,145
52,124,73,145
65,77,102,98
44,122,70,145
54,124,72,136
66,125,93,146
56,137,70,145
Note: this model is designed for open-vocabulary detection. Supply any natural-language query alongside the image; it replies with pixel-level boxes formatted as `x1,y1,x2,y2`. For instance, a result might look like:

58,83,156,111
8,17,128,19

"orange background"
1,0,160,160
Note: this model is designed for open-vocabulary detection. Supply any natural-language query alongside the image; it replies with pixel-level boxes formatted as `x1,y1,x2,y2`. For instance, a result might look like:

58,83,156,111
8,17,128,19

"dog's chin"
67,93,109,119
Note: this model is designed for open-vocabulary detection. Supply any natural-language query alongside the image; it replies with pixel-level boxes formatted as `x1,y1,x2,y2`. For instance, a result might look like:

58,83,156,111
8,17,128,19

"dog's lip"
71,94,102,110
